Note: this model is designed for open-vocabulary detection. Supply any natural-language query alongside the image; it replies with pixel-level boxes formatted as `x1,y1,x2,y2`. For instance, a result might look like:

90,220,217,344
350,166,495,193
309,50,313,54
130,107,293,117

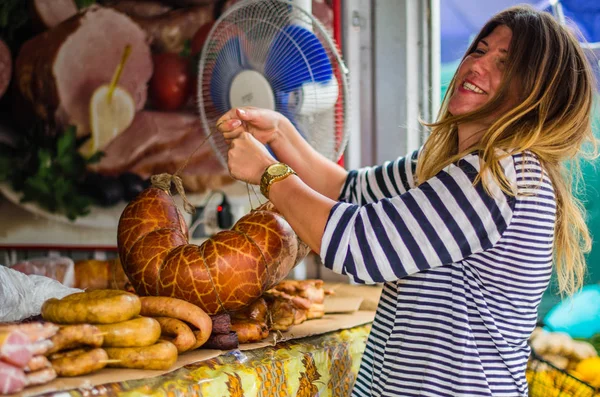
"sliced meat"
161,0,217,6
0,330,32,368
107,0,172,18
30,0,78,31
0,322,59,344
29,340,54,356
0,39,11,100
0,361,27,395
93,111,201,175
128,131,225,176
14,5,152,136
92,110,232,193
132,5,214,53
129,127,232,193
24,355,51,372
25,367,57,386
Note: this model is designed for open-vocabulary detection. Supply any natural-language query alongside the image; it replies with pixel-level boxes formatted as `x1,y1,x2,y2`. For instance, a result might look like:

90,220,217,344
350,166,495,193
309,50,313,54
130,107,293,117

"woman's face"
448,25,518,119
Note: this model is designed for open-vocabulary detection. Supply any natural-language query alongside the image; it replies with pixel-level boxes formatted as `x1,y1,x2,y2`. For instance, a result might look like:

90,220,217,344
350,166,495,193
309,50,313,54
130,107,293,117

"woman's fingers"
216,118,241,132
218,118,244,145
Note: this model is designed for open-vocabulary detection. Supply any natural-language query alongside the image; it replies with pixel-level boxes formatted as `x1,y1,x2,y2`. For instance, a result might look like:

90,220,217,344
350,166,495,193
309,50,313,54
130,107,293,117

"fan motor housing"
229,70,276,110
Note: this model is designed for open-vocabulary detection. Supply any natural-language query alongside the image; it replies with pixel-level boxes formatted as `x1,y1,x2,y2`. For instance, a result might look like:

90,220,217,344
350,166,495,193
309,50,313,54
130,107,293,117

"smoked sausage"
118,189,309,315
96,317,161,348
139,296,212,348
104,341,178,370
153,317,195,353
41,290,141,325
50,348,108,377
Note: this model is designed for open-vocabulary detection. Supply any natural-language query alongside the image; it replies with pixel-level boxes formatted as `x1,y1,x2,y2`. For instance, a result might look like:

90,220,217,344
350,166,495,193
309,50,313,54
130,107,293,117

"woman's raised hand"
226,131,277,185
216,107,288,145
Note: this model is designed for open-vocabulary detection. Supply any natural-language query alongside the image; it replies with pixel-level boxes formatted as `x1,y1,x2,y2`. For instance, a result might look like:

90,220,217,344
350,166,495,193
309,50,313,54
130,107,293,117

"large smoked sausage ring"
117,186,309,315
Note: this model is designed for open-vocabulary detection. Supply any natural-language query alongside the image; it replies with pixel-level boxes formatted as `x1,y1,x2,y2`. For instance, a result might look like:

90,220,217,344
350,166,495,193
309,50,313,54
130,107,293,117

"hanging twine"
151,173,196,215
149,129,219,215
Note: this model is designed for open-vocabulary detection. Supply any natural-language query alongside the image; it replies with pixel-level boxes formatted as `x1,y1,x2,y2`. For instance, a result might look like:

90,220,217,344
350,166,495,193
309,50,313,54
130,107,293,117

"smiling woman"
447,25,519,151
217,4,597,397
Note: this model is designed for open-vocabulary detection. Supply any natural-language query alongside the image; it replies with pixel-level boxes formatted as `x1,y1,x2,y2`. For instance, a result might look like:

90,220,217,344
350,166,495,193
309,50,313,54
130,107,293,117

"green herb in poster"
0,125,103,221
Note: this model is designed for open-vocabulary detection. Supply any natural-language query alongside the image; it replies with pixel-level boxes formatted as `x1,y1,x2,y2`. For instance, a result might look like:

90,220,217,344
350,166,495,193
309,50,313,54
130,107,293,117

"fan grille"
198,0,350,167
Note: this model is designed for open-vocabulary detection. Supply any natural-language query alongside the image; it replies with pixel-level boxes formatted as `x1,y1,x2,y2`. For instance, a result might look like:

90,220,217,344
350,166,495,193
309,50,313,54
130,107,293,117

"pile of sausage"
0,289,214,395
0,323,58,395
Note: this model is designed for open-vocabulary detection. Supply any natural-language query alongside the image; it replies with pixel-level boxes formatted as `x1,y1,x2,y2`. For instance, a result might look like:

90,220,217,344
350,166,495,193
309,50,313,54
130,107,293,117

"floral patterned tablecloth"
39,324,372,397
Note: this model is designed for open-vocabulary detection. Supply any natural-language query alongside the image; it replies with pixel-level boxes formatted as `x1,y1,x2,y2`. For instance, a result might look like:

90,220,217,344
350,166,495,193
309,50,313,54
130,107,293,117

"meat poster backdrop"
0,0,334,247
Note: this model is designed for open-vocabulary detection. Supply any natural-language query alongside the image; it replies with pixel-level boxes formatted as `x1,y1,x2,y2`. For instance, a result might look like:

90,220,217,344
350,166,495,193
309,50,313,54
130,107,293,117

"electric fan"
197,0,350,167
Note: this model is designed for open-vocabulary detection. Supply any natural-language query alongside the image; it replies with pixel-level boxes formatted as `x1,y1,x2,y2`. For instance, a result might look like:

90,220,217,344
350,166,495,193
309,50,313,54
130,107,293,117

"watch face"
267,163,288,176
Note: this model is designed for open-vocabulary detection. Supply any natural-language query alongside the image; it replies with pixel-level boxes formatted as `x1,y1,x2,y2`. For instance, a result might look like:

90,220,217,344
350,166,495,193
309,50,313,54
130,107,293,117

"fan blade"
264,24,333,93
209,36,250,114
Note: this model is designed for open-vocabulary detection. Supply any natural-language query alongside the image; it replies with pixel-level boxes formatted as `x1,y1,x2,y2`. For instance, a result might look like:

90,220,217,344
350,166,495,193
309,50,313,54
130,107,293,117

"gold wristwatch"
260,162,297,199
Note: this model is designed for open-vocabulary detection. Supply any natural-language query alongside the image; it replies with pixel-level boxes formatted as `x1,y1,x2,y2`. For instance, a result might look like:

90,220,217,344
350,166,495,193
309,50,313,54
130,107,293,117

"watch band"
260,163,297,199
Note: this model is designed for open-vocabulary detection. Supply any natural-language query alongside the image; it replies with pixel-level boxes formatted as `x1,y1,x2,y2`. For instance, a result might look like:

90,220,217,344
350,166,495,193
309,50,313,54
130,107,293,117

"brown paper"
17,310,375,397
325,283,383,311
324,295,364,313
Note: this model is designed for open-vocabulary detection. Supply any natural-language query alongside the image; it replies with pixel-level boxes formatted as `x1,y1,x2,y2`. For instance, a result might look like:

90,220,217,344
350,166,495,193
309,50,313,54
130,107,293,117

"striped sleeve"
321,153,517,284
339,149,420,205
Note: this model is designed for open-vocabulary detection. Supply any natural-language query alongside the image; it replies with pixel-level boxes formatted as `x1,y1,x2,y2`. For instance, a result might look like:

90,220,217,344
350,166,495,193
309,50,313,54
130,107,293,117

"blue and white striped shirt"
321,149,553,396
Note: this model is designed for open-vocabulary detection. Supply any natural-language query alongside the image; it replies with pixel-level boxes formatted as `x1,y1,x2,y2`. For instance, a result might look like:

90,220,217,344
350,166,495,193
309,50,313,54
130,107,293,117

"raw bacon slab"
0,330,32,368
0,361,27,395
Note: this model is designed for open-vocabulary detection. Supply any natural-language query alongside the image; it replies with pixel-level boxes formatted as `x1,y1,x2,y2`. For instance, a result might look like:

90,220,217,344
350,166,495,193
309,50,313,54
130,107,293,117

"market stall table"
15,311,375,397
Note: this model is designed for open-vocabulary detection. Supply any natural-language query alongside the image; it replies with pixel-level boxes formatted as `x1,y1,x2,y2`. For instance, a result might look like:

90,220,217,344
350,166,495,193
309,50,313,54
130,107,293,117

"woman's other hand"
216,107,290,146
227,131,277,185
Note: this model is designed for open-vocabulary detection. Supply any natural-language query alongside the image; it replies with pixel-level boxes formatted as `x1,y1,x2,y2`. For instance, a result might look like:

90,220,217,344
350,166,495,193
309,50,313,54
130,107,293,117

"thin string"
246,182,255,210
174,129,217,177
239,120,259,212
250,184,263,206
150,129,217,215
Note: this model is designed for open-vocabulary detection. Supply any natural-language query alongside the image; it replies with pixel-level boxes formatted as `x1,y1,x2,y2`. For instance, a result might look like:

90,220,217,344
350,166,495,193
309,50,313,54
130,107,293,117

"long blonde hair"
416,6,597,296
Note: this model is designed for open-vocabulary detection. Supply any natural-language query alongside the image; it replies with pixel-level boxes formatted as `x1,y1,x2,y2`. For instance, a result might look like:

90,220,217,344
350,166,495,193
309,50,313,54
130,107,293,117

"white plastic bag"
0,265,82,322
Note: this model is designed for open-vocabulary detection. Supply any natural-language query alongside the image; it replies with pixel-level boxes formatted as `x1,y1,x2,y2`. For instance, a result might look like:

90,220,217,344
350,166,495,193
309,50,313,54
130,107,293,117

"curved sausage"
139,297,212,348
104,341,178,370
153,317,195,353
50,348,108,377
